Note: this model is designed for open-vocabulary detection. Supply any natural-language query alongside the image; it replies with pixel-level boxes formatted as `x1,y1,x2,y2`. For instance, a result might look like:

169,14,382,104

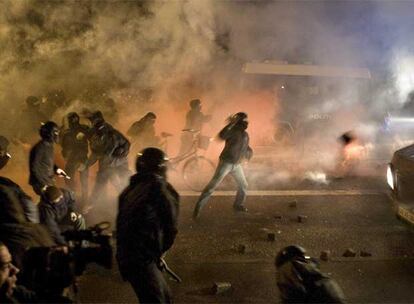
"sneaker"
233,205,248,213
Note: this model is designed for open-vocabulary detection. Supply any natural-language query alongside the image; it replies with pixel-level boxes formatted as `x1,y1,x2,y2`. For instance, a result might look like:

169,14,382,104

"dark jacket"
38,189,76,245
219,123,252,164
0,177,38,224
29,140,57,189
89,123,130,168
116,172,179,277
0,178,54,268
127,119,158,148
61,123,89,161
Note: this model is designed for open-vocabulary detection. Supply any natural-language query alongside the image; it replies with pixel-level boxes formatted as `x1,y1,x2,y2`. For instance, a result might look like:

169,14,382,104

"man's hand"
55,168,71,180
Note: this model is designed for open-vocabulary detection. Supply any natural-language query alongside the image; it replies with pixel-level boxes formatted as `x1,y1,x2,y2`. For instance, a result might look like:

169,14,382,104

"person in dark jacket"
61,112,90,202
116,147,179,304
39,186,85,245
127,112,160,153
87,111,131,203
193,112,252,219
179,99,211,155
29,121,68,196
0,136,38,223
0,145,55,269
275,245,345,303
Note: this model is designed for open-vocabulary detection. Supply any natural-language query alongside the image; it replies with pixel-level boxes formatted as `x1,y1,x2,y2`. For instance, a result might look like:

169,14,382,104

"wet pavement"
78,177,414,303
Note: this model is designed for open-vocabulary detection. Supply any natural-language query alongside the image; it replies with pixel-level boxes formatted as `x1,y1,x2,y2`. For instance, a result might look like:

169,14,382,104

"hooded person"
193,112,253,219
116,147,179,304
127,112,160,153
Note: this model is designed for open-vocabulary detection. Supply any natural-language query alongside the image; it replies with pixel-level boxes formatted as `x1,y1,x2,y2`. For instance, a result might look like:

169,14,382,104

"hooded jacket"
218,122,253,164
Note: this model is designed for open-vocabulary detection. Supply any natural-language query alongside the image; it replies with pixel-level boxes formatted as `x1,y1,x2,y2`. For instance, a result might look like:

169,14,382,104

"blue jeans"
194,160,248,215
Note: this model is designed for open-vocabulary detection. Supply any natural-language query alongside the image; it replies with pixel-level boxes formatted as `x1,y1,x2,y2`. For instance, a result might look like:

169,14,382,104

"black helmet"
190,99,201,109
26,96,40,107
144,112,157,120
87,111,105,127
275,245,307,268
136,147,168,173
44,186,63,202
67,112,80,127
0,136,10,170
40,121,59,143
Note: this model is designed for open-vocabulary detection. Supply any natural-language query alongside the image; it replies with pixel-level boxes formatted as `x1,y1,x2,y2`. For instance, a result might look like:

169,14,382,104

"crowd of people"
0,95,346,303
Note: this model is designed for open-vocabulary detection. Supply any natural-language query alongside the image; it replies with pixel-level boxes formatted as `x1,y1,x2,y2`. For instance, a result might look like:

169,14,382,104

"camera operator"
275,245,345,303
39,186,85,245
116,147,179,304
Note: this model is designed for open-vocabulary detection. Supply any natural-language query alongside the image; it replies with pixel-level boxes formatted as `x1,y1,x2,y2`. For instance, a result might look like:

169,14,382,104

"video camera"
21,222,113,297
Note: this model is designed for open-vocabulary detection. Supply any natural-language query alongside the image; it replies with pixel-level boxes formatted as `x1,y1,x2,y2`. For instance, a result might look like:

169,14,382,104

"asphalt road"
78,177,414,303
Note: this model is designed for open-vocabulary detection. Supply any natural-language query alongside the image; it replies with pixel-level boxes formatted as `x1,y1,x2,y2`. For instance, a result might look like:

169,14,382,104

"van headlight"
387,164,395,190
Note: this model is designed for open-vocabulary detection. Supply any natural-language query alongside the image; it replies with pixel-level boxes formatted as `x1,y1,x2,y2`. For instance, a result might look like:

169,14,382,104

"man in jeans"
193,112,252,219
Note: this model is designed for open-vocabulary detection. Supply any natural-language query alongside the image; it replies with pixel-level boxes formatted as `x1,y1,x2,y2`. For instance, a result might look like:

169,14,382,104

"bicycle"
162,129,215,191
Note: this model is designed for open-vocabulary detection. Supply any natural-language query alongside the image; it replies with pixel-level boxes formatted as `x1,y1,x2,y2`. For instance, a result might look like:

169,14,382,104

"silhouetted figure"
179,99,211,155
61,112,90,202
128,112,160,153
87,111,130,203
0,144,54,269
117,148,179,304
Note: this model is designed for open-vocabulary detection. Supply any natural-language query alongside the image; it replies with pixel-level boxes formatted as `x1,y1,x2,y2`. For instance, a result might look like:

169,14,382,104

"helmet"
136,147,168,173
144,112,157,120
43,186,63,203
87,111,105,127
67,112,80,127
275,245,307,268
26,96,40,107
39,121,59,143
0,136,10,170
234,112,248,121
190,99,201,109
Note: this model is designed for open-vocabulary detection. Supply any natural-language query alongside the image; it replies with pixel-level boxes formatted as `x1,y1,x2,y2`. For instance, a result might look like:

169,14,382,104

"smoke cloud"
1,0,414,191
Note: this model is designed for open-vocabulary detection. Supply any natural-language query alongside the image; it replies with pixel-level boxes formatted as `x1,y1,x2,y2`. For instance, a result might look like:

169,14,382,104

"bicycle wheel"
182,156,215,191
